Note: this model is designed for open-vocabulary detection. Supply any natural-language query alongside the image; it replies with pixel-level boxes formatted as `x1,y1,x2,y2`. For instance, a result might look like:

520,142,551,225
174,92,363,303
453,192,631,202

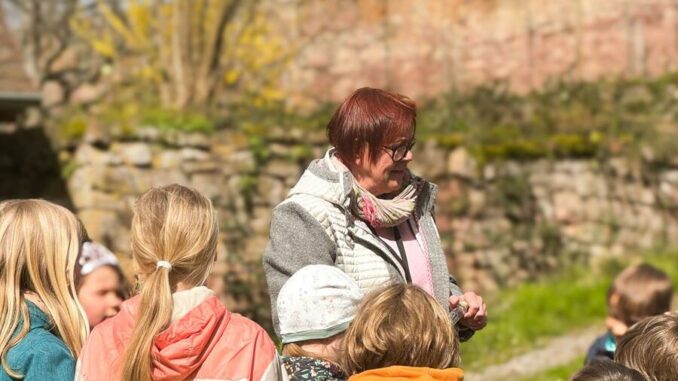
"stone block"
550,171,575,192
409,141,446,180
190,173,224,201
447,148,477,179
214,130,249,148
75,189,122,210
181,160,218,174
553,191,583,223
537,199,555,221
583,197,610,223
467,189,487,217
180,148,210,162
243,236,269,262
573,172,598,197
112,142,152,167
77,209,120,244
222,151,256,173
268,143,291,158
660,170,678,185
632,205,663,231
262,160,302,181
146,169,189,190
483,164,497,181
176,133,210,148
93,166,137,194
257,175,288,206
554,160,589,174
75,145,122,166
42,81,65,107
70,83,104,105
250,206,273,235
658,181,678,208
212,144,237,158
154,150,182,169
562,223,610,244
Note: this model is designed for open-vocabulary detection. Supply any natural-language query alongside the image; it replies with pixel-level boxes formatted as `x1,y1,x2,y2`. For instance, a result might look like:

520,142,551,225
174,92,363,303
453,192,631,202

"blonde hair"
608,264,673,326
342,283,459,375
0,199,89,378
121,184,219,381
615,313,678,381
281,334,345,364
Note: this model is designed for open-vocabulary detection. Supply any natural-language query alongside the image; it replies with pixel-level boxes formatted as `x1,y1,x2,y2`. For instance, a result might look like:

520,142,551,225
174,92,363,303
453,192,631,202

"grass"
461,250,678,371
516,356,584,381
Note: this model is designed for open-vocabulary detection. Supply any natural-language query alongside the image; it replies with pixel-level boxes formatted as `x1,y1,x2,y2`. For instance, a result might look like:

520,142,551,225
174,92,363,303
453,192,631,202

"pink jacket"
77,288,279,381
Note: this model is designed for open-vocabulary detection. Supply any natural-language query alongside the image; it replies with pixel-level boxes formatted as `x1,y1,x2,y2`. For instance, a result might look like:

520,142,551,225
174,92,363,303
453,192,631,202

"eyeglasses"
383,139,416,162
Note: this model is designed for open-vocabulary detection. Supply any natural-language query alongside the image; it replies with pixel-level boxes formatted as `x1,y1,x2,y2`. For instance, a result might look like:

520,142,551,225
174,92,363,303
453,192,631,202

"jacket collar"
282,356,346,380
350,366,464,381
290,149,438,217
109,287,230,381
26,300,51,331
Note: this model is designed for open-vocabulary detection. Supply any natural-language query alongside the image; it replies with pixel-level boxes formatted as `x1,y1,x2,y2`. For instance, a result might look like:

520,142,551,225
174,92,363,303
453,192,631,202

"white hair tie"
156,260,172,271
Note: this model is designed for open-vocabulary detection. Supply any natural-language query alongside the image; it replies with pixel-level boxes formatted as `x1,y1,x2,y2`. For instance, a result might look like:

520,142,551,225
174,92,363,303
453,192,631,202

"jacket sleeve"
263,201,339,337
250,329,283,381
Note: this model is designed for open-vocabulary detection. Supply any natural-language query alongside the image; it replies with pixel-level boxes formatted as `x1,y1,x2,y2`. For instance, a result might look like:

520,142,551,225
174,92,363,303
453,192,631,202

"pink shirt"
374,218,435,296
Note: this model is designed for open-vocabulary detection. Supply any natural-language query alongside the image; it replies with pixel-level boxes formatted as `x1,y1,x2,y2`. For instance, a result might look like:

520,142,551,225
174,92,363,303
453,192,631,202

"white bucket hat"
277,265,363,344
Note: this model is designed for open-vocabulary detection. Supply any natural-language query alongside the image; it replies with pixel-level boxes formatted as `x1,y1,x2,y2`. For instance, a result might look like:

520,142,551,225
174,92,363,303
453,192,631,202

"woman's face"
351,132,415,196
77,266,123,328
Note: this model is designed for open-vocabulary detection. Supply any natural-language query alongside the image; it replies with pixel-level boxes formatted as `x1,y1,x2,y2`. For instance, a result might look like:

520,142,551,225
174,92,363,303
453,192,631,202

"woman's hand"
449,292,487,331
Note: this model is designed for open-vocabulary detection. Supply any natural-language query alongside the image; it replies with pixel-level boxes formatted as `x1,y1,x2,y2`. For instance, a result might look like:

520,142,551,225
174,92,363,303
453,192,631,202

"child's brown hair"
341,283,459,375
615,313,678,381
571,359,647,381
608,264,673,327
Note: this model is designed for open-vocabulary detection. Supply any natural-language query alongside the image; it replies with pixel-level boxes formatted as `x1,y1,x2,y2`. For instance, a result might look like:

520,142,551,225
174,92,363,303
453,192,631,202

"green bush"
419,73,678,163
58,112,88,140
140,107,213,133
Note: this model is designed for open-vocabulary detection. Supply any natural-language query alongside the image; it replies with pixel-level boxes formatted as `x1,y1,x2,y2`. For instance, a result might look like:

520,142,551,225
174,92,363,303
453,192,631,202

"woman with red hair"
264,87,487,344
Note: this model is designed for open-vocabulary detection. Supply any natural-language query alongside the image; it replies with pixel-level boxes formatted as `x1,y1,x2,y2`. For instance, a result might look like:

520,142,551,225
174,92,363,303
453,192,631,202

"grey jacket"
263,151,472,340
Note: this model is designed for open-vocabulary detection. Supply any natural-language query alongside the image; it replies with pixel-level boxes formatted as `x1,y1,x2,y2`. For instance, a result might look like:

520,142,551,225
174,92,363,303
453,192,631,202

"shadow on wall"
0,126,73,209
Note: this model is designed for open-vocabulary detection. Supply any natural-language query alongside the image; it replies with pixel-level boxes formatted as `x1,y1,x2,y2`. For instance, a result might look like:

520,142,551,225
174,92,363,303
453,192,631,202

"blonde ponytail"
121,268,173,381
120,184,219,381
0,200,89,377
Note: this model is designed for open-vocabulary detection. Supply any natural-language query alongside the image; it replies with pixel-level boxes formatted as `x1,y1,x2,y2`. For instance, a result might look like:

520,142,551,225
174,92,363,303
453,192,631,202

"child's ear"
608,292,621,308
605,316,628,338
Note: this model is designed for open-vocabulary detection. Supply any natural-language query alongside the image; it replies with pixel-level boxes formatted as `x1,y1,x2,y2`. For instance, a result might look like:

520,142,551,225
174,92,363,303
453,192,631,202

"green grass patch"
462,251,678,371
516,356,584,381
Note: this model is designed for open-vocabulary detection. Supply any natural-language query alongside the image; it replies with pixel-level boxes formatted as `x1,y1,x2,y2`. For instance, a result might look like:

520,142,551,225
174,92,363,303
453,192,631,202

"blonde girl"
0,199,89,380
342,283,463,381
77,184,279,381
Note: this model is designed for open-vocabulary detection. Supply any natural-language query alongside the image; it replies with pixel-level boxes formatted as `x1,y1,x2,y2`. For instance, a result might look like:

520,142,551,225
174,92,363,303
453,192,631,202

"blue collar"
25,300,52,331
604,331,617,352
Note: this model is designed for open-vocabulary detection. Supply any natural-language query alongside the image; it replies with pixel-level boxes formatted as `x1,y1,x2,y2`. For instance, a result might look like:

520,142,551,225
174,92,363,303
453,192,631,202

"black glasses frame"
383,139,416,162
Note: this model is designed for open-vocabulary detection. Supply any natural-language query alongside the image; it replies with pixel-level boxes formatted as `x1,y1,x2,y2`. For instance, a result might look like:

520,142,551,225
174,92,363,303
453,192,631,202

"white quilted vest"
283,155,408,293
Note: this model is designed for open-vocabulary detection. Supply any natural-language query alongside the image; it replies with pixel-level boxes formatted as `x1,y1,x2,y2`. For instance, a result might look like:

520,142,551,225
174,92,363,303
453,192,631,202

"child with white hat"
277,265,364,381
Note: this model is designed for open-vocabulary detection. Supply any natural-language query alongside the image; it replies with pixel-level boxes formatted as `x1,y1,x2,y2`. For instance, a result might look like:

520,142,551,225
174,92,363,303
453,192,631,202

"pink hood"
77,287,278,381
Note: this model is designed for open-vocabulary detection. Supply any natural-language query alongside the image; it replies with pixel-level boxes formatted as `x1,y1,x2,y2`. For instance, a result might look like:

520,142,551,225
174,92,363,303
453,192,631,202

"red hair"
327,87,416,162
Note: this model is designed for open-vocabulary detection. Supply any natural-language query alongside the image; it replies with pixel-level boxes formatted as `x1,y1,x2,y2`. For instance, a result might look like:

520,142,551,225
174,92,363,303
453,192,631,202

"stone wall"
417,147,678,292
278,0,678,107
63,130,678,328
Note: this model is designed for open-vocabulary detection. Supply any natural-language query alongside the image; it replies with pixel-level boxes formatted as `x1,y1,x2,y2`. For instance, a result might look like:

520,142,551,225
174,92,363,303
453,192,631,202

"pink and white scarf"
350,174,422,228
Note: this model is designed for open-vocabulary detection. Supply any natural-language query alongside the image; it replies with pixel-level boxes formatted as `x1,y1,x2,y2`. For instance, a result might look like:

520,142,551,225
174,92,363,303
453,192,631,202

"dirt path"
464,325,603,381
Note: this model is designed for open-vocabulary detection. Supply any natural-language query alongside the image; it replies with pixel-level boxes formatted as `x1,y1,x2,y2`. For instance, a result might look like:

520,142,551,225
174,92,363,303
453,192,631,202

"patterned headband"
79,241,120,276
